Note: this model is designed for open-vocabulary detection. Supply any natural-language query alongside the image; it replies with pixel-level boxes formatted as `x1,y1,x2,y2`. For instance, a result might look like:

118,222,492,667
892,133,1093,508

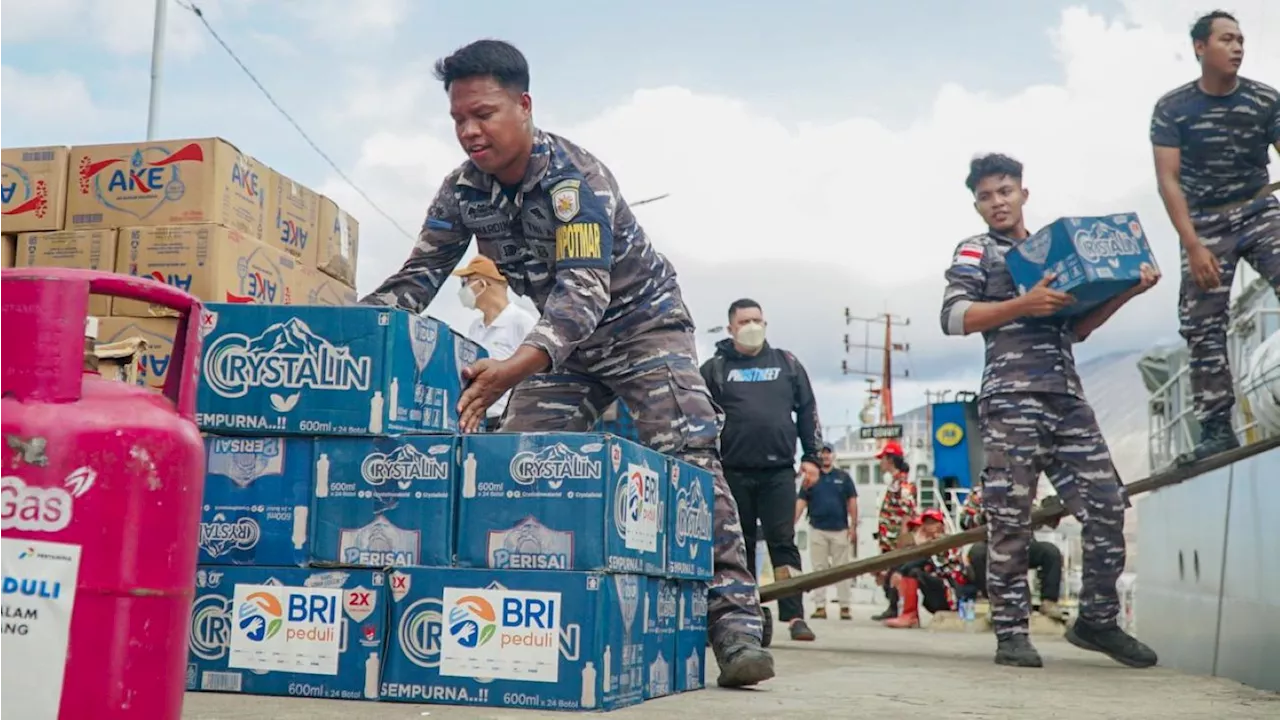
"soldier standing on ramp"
360,39,774,689
1150,10,1280,464
939,153,1160,669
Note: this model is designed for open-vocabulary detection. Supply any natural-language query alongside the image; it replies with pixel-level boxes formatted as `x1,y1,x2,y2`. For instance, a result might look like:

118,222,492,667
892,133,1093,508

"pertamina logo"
360,445,449,489
447,595,497,648
78,143,205,220
674,479,713,555
202,317,372,405
1,476,72,533
509,443,601,489
237,591,284,642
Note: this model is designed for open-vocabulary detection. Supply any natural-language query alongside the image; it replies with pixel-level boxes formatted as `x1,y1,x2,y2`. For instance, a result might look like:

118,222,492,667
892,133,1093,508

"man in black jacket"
701,298,824,642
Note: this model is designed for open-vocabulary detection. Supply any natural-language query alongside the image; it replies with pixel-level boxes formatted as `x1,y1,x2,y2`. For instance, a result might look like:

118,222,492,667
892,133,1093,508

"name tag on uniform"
555,222,603,262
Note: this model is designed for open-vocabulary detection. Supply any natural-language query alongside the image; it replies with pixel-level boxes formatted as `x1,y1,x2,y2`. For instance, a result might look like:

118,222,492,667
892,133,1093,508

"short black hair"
1191,10,1238,46
433,39,530,93
728,298,762,322
965,153,1024,193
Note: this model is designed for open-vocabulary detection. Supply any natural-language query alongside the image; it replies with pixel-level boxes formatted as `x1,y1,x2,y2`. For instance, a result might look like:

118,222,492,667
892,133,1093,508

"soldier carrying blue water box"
939,152,1159,671
1150,10,1280,464
359,39,774,689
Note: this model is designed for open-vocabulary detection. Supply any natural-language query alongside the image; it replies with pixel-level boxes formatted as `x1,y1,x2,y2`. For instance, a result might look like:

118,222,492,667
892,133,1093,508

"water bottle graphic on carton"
309,435,457,568
198,436,313,566
454,433,668,575
1004,213,1157,318
643,578,679,699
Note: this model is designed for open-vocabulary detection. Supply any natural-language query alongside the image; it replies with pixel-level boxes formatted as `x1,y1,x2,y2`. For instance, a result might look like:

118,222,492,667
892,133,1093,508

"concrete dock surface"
182,604,1278,719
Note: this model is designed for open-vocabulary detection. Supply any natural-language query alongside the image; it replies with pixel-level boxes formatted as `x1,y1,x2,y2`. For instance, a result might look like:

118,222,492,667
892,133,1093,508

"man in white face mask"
451,256,538,429
701,298,825,643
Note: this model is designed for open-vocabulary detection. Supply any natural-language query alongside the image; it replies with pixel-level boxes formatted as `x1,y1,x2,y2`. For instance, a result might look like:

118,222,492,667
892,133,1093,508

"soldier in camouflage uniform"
359,39,773,688
940,153,1160,669
1150,10,1280,464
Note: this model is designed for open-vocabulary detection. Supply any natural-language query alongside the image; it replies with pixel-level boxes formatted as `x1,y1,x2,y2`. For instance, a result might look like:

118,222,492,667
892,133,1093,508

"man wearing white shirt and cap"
452,255,538,429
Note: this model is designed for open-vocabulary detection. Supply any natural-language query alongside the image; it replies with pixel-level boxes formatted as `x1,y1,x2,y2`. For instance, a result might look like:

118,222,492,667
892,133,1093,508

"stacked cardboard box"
1,138,362,391
186,303,713,711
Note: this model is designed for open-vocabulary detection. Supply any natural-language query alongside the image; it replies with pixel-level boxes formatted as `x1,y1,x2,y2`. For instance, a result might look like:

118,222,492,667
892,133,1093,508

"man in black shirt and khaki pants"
702,298,824,643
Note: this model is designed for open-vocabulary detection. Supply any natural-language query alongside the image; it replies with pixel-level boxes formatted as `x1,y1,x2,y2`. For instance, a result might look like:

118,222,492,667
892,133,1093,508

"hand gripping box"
198,436,313,566
196,304,486,436
380,568,647,712
666,458,715,580
1004,213,1158,318
455,433,668,576
186,566,387,700
309,435,456,568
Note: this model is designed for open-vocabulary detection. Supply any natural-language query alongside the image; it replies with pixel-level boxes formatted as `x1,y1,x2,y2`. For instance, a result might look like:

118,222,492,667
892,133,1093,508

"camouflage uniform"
1150,78,1280,427
361,129,762,647
940,233,1127,639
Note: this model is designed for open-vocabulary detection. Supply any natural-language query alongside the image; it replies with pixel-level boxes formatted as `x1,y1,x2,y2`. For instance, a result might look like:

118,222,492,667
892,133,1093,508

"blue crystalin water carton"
196,304,486,435
455,433,668,575
666,458,715,580
674,581,708,693
1004,213,1158,318
309,435,456,568
186,566,388,700
643,577,679,700
380,568,646,712
199,436,313,566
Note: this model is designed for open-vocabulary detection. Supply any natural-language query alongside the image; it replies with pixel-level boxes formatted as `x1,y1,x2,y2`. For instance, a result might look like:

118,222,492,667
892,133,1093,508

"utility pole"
841,310,910,424
146,0,168,140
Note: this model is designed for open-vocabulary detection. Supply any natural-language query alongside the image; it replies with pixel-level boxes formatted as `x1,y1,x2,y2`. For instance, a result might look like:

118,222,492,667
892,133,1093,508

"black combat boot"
713,632,776,688
995,635,1044,668
871,589,898,621
1177,417,1240,466
1066,620,1158,668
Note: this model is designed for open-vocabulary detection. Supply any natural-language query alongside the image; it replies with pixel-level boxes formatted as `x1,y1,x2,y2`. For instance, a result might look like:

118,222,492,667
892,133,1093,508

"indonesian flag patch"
954,242,984,267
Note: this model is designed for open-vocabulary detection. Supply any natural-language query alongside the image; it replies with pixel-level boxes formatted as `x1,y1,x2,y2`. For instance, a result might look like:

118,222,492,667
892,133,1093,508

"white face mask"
458,281,480,310
735,321,766,350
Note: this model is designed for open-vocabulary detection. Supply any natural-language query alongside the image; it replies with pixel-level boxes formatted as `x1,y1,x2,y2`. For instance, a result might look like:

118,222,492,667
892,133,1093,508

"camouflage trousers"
499,328,763,645
978,393,1126,638
1182,195,1280,424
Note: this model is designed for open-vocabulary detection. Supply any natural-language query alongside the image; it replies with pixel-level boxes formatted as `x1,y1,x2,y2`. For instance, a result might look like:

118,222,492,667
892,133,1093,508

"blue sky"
3,0,1276,423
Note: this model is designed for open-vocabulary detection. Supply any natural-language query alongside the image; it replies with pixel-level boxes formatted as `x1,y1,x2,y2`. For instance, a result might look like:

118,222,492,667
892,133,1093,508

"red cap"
906,516,923,529
920,508,946,525
876,440,904,459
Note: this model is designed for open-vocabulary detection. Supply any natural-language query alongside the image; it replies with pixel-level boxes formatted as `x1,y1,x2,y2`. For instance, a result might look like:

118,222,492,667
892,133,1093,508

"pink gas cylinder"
1,267,206,720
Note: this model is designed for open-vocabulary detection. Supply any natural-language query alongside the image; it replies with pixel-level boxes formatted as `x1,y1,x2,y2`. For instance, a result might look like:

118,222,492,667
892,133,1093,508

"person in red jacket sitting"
884,509,968,629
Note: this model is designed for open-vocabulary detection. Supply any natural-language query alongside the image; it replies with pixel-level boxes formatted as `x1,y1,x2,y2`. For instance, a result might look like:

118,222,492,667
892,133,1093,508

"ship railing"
1146,282,1278,471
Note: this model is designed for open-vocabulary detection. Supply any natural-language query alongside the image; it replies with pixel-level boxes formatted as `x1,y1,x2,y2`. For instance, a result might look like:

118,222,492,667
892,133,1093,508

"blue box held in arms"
186,566,388,700
195,304,487,436
455,433,668,576
1003,213,1158,318
380,568,647,711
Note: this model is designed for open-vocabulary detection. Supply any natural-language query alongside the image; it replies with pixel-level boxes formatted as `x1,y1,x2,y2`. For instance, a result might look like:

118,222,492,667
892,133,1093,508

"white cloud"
1,0,252,58
283,0,411,43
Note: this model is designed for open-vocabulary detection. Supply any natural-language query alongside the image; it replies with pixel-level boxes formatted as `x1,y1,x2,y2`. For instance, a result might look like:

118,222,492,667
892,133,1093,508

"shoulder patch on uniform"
953,241,985,267
550,179,582,222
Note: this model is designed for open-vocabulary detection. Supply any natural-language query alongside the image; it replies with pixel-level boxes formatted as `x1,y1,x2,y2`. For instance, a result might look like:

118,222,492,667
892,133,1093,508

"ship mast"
842,310,911,442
